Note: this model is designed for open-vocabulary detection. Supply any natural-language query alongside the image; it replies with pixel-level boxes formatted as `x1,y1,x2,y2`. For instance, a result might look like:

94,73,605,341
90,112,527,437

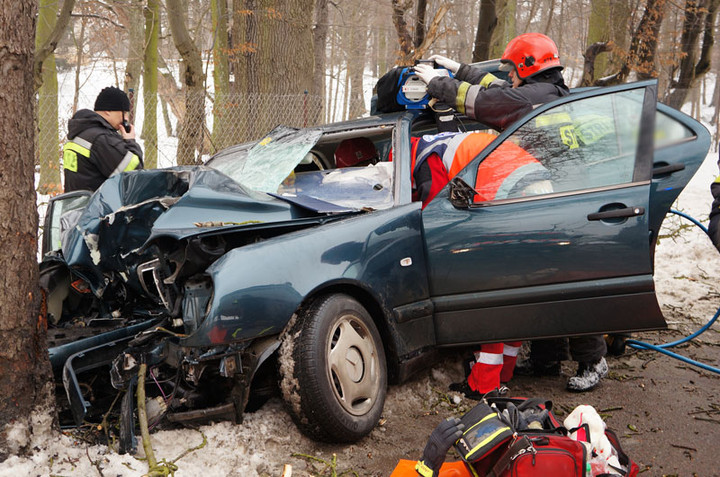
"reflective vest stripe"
503,343,521,357
479,72,499,89
476,351,504,365
456,81,471,115
415,132,498,179
446,132,496,179
62,140,92,172
463,84,480,118
535,111,572,127
73,137,93,150
110,151,141,177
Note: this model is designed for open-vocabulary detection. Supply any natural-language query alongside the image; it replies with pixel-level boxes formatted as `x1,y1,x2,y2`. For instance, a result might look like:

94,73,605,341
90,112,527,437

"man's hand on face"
120,122,136,140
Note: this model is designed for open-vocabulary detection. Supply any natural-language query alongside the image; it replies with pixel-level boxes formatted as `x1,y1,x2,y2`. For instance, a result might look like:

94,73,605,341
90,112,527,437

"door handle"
653,163,685,177
587,206,645,221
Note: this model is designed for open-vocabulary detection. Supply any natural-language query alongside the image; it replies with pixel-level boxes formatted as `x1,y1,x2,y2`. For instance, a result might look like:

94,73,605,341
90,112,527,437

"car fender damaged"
179,203,428,348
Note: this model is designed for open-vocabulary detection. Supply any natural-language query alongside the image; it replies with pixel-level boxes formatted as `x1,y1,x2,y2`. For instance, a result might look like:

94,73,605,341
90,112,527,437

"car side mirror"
42,190,92,256
449,177,478,209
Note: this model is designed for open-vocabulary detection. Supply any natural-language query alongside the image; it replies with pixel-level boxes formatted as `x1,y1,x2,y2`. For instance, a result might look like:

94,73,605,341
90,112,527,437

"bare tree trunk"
0,0,56,460
347,22,367,119
490,0,515,58
34,0,75,91
211,0,230,151
71,15,86,114
144,0,160,167
36,0,61,195
311,0,329,125
391,0,414,65
587,0,610,79
712,80,720,148
595,0,667,86
472,0,497,62
116,1,144,100
414,0,427,48
694,0,719,76
666,0,715,108
342,65,350,121
166,0,205,165
609,0,632,73
543,0,555,34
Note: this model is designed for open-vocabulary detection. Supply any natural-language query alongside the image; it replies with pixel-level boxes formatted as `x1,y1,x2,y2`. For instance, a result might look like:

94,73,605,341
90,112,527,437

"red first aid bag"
487,433,588,477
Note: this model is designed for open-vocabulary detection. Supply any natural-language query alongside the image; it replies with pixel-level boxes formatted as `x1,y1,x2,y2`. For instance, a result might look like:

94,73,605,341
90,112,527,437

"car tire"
278,293,387,443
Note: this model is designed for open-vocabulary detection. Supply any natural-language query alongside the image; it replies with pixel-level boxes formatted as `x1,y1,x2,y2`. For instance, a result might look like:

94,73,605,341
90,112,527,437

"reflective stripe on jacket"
63,109,143,192
62,137,93,173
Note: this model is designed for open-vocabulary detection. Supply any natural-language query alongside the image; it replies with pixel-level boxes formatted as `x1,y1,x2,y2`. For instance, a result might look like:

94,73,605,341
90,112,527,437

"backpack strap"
486,435,534,477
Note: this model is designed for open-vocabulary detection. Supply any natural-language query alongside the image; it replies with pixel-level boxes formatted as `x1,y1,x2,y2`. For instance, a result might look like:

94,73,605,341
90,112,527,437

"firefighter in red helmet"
414,32,567,131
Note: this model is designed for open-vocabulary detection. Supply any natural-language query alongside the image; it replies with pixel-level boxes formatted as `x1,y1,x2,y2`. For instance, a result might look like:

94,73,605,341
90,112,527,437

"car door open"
422,81,667,346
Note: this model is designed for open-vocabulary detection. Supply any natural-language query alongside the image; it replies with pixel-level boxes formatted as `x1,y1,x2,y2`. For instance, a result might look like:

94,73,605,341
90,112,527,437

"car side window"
475,89,646,201
655,110,695,148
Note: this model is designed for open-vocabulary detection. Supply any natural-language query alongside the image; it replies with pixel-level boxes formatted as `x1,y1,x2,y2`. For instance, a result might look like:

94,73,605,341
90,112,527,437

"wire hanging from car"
625,208,720,374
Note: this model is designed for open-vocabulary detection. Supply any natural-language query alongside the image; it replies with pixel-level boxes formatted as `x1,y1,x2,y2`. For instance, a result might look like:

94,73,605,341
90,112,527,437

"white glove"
429,54,460,74
413,63,443,84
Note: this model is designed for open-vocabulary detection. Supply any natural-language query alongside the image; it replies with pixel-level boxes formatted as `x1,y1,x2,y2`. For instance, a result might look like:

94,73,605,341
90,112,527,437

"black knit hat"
94,86,130,112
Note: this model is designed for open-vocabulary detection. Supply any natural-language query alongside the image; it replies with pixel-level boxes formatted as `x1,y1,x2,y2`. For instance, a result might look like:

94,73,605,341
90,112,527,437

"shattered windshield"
209,126,323,193
208,125,395,211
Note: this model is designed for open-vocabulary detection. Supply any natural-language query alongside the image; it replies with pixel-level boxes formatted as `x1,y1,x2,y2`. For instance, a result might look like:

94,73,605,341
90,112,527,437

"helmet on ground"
334,137,379,168
499,33,562,79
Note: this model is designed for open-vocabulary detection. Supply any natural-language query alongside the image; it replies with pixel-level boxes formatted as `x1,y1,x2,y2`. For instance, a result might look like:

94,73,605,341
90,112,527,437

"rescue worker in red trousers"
414,33,608,395
411,131,542,399
64,86,143,192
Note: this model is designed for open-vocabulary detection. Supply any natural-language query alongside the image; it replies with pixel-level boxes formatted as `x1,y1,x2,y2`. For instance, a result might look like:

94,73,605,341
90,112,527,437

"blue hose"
625,208,720,374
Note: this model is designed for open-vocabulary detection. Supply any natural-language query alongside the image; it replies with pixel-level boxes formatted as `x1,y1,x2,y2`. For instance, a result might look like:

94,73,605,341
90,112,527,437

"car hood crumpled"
61,166,332,295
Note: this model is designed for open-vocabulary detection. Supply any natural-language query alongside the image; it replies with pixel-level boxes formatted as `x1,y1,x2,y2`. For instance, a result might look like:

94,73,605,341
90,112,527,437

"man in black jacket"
63,86,143,192
415,33,608,393
708,151,720,250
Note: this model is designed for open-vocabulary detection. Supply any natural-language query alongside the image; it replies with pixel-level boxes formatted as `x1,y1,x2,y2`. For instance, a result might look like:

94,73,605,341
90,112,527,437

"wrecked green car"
42,78,709,451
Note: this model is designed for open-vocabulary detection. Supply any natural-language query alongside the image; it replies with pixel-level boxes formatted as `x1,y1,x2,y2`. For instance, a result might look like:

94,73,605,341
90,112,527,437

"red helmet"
334,137,379,168
499,33,562,79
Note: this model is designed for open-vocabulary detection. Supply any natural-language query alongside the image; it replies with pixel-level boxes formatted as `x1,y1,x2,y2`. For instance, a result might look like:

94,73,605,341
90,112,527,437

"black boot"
513,358,561,377
448,381,485,401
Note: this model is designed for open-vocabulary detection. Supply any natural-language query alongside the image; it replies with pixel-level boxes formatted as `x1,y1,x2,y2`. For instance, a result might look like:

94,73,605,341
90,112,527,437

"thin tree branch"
34,0,76,92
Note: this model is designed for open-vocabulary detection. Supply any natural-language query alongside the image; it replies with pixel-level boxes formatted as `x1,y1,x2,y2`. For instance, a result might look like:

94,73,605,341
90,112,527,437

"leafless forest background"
33,0,720,196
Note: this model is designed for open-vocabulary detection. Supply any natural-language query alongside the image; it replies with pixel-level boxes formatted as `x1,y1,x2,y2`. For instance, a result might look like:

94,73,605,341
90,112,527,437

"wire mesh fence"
34,90,368,195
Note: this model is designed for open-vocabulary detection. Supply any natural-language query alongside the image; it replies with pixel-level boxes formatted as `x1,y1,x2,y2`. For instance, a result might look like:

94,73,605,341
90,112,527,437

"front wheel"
278,293,387,442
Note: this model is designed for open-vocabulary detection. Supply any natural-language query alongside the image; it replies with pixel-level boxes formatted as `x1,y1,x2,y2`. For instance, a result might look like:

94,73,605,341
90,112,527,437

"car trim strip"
432,274,655,312
469,180,652,207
